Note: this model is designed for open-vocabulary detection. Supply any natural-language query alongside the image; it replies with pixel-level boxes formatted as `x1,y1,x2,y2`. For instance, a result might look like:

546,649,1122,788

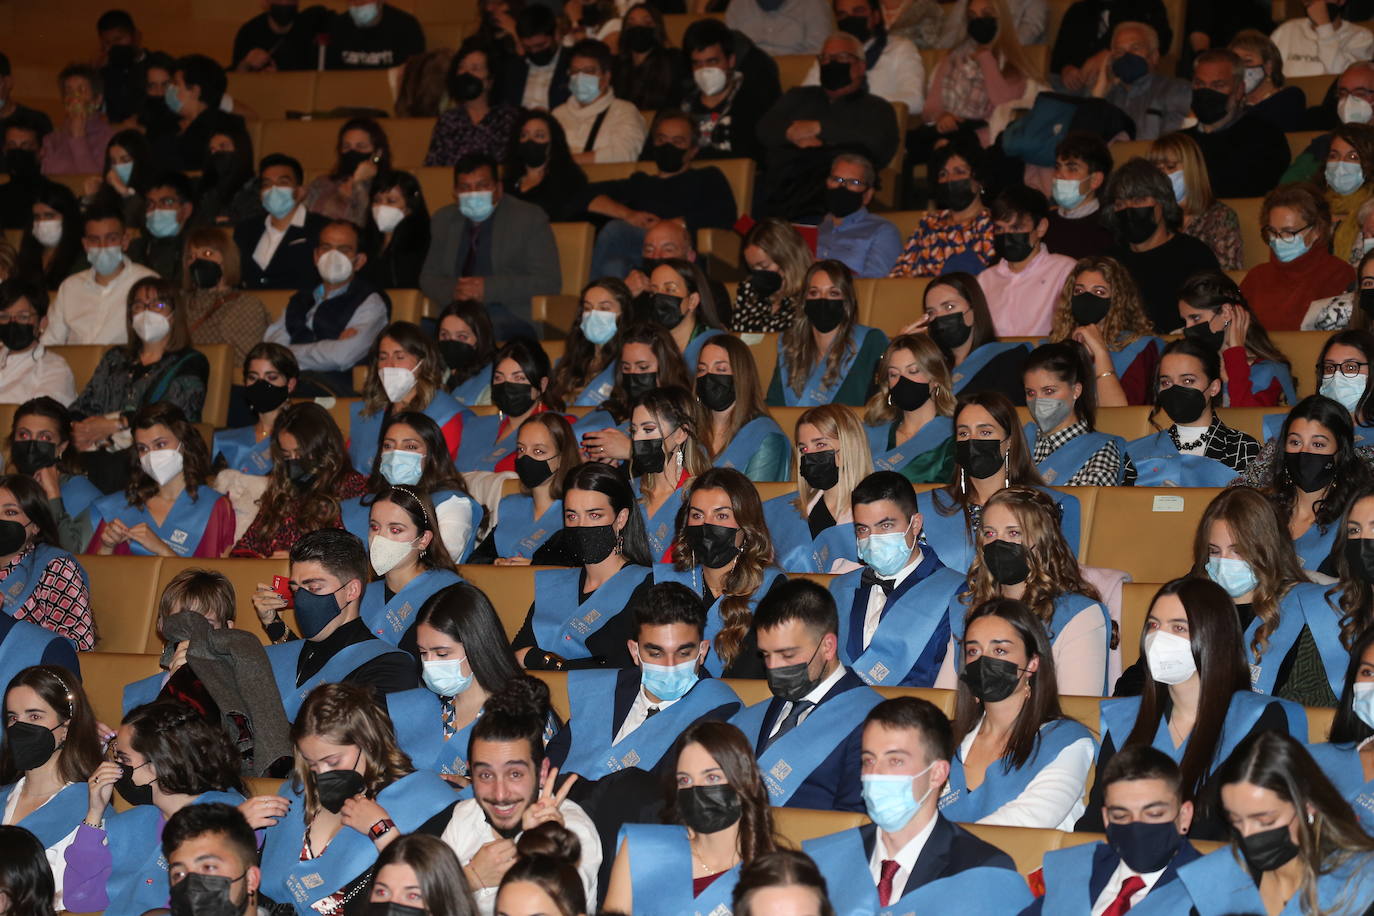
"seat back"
742,332,780,390
960,824,1063,874
227,72,317,120
1289,74,1335,110
1268,331,1328,398
259,289,295,324
388,288,426,326
1108,139,1153,168
772,807,870,845
313,70,396,115
415,167,454,221
81,651,163,732
199,343,234,427
1307,705,1335,744
260,119,346,171
458,564,546,638
775,54,814,92
862,277,931,336
1222,407,1282,442
1118,582,1160,668
1083,488,1219,582
152,556,290,650
49,345,110,394
1220,197,1266,271
86,555,163,653
885,210,925,241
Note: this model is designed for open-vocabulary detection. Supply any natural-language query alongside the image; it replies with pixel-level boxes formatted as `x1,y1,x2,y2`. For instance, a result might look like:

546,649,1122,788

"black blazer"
500,46,572,110
234,209,328,290
860,815,1015,901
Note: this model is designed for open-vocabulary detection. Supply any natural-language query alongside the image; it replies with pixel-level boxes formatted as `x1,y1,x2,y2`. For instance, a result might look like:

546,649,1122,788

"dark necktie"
461,221,482,276
1101,875,1145,916
877,859,900,907
861,566,894,596
767,699,815,749
645,705,660,719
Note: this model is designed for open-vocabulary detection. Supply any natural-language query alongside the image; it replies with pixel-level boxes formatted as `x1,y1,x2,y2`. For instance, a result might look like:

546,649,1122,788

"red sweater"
1241,245,1354,331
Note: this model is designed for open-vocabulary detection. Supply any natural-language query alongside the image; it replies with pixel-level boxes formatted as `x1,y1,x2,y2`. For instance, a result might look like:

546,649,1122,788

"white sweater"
553,90,648,164
1271,16,1374,77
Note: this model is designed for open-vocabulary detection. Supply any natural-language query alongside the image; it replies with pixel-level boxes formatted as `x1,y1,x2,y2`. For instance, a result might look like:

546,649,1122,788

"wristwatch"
369,818,395,840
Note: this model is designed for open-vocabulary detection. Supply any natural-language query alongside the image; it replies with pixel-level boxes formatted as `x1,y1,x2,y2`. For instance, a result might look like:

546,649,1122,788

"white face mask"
1340,93,1374,126
32,219,62,248
693,66,728,96
140,448,184,486
380,365,419,403
370,532,419,576
1143,629,1197,685
1353,681,1374,730
132,310,170,344
317,249,355,285
372,204,406,233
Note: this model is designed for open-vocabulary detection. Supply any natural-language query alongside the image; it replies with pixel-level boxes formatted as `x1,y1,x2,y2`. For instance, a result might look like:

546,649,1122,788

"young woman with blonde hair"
861,333,956,482
1149,132,1242,270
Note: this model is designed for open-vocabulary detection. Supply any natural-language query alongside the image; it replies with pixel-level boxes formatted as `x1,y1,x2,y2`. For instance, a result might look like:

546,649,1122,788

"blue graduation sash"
560,671,740,778
530,565,648,659
618,823,739,916
385,687,477,791
950,341,1029,394
866,416,954,475
832,564,964,687
0,780,87,846
715,415,789,476
571,408,620,441
360,568,463,645
653,565,785,676
454,412,513,472
1244,582,1347,698
106,790,245,916
60,474,102,518
915,487,1083,573
212,425,273,476
1099,691,1307,772
572,362,616,407
948,592,1109,692
1248,359,1297,405
938,718,1094,822
633,477,686,559
776,325,878,407
266,638,410,720
349,391,470,474
804,826,1032,916
494,495,563,560
1024,423,1125,485
449,366,491,406
0,543,87,619
1309,742,1374,831
1175,844,1374,916
1108,335,1159,379
1123,432,1237,486
762,493,858,573
260,771,457,914
1294,521,1338,571
122,671,167,715
730,687,882,805
0,620,73,695
90,486,222,558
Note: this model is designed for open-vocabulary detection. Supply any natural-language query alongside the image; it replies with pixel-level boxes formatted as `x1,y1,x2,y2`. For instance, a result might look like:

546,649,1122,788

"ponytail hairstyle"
1022,340,1098,430
498,823,586,916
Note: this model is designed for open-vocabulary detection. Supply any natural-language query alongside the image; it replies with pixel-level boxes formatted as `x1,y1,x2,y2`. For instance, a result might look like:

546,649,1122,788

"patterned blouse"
424,104,520,167
304,175,372,225
1183,200,1242,271
1031,419,1138,486
0,547,93,650
184,289,270,365
731,277,797,333
889,209,995,278
70,347,209,422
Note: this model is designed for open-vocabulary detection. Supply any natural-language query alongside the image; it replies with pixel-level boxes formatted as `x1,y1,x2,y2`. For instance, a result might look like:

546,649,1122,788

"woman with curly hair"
1047,255,1161,406
1323,489,1374,661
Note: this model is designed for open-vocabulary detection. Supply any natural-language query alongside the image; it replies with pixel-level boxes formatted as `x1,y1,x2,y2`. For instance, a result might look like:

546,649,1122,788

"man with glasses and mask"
1281,61,1374,183
804,696,1030,915
0,282,76,406
151,803,268,916
43,203,158,346
1181,48,1290,199
815,153,902,278
729,578,881,811
129,171,196,285
256,529,416,721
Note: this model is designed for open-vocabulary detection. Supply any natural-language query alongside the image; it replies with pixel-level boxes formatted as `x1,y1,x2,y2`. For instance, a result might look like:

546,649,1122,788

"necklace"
1169,422,1212,453
690,836,738,876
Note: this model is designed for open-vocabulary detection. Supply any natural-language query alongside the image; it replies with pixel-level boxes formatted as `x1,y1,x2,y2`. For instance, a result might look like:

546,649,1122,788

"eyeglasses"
0,313,36,325
1319,360,1370,379
131,300,173,315
826,174,869,190
1261,223,1312,244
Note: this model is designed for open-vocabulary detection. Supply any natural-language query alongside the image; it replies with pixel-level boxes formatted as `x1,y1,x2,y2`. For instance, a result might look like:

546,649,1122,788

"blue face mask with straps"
581,308,618,345
857,522,914,578
1206,556,1258,598
1321,371,1367,413
113,160,134,184
261,186,297,219
459,191,495,223
1327,160,1366,197
1270,232,1311,263
146,208,181,239
422,657,474,697
379,449,424,486
640,657,699,701
861,762,934,833
1051,177,1085,211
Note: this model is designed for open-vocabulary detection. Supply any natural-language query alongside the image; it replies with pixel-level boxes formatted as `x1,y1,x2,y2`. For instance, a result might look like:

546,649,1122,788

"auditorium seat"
1268,331,1327,398
153,555,289,649
0,404,17,441
324,397,358,432
259,289,294,324
49,344,110,394
1118,581,1158,667
885,210,925,241
227,71,316,120
85,554,163,653
774,54,813,92
1107,139,1153,169
1308,705,1335,744
862,277,929,336
389,118,438,169
200,343,234,428
1083,487,1218,582
1288,74,1336,110
742,332,781,386
552,222,596,296
1220,407,1281,442
1286,130,1323,162
1221,197,1266,271
246,776,287,798
458,563,547,638
531,294,580,337
314,69,396,116
663,12,725,46
80,651,162,732
530,670,571,721
773,806,870,844
261,119,347,171
389,288,426,326
962,823,1063,874
414,166,454,218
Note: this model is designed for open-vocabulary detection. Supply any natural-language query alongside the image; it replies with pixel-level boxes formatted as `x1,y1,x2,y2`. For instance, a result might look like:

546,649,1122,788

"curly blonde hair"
1048,256,1155,352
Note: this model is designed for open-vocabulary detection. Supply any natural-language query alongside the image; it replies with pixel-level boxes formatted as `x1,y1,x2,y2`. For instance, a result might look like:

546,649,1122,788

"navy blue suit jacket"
751,668,870,812
1020,839,1203,915
860,815,1016,900
234,209,327,290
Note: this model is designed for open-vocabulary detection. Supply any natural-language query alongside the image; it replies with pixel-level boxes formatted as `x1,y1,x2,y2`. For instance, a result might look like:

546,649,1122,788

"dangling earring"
887,393,893,407
615,529,624,555
959,467,966,495
676,444,684,471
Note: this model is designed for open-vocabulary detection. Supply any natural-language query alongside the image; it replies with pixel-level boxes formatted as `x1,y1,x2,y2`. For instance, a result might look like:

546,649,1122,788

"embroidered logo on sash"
571,609,602,634
705,904,731,916
386,602,414,634
866,662,891,684
620,750,641,768
1041,468,1058,483
170,529,189,545
815,545,831,569
879,451,906,470
521,527,548,552
937,786,959,809
770,760,792,781
302,874,323,889
1249,663,1261,688
6,580,21,597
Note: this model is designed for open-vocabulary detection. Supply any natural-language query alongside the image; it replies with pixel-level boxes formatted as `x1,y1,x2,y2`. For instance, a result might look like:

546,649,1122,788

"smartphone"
272,575,294,607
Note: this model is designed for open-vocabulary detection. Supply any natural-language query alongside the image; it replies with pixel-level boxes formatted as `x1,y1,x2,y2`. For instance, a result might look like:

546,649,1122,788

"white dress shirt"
866,809,939,901
552,91,648,163
3,776,79,909
612,681,685,745
956,716,1094,830
253,203,308,271
440,796,601,916
263,282,388,372
42,259,159,346
521,58,558,111
1089,856,1168,916
0,344,76,406
767,662,848,739
861,550,923,648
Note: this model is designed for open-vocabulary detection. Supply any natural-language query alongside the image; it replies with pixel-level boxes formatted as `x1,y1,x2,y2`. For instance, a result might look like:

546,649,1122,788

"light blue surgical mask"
349,2,380,26
1051,177,1085,211
570,72,603,105
581,308,618,345
164,83,182,114
640,657,699,701
379,449,424,486
1206,555,1258,598
1353,681,1374,729
1321,371,1367,413
858,525,914,579
459,191,495,223
422,657,473,697
1270,232,1311,263
1168,169,1187,204
262,186,297,220
146,208,182,239
113,160,134,184
860,762,934,833
88,245,123,276
1327,160,1366,196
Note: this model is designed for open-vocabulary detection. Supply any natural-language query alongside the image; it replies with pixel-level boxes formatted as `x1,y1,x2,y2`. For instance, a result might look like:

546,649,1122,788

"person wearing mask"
552,40,647,165
159,803,273,916
1182,49,1292,199
88,402,234,558
1231,29,1308,132
0,52,53,137
904,273,1027,404
1025,747,1201,915
95,10,152,124
1281,62,1374,184
180,226,270,365
0,475,91,648
499,6,572,111
1177,271,1294,407
0,665,101,909
39,65,114,178
1325,126,1374,265
573,322,692,463
862,335,955,482
425,41,520,167
420,153,562,342
1101,158,1220,334
1310,622,1374,831
802,0,924,111
812,153,902,279
611,4,687,112
1126,338,1262,485
455,339,562,474
733,218,811,333
890,143,995,277
942,598,1095,829
1242,183,1357,332
7,398,101,552
549,279,629,409
152,55,249,175
802,696,1032,913
644,258,728,370
828,471,965,687
305,119,391,225
361,170,430,290
1148,131,1243,271
627,385,709,559
623,218,725,304
1089,21,1189,141
1278,332,1374,444
1022,342,1134,486
0,283,76,407
233,0,333,71
1043,132,1115,260
1049,0,1171,92
1272,0,1374,76
62,701,246,915
212,343,296,477
42,204,158,347
370,833,480,915
437,300,497,407
763,404,871,573
359,485,462,651
324,0,426,69
1047,255,1161,406
503,111,589,224
235,154,327,292
697,337,791,481
472,414,577,564
0,116,49,231
978,186,1076,338
680,19,780,166
19,182,88,292
728,579,882,812
128,171,195,285
726,0,832,55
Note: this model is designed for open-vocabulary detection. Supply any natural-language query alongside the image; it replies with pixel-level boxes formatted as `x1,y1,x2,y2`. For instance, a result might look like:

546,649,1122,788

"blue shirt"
815,207,903,278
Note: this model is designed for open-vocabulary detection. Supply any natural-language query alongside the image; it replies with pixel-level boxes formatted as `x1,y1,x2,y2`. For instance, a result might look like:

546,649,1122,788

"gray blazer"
419,194,562,321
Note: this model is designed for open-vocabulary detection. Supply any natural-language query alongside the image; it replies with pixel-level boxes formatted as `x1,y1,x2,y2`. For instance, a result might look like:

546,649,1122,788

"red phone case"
272,575,294,607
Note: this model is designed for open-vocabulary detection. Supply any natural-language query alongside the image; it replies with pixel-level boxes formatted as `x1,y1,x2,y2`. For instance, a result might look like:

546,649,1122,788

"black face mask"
992,231,1034,263
889,375,931,412
765,642,821,702
368,904,425,916
1236,822,1301,873
4,149,38,181
6,721,59,771
0,519,27,555
696,372,736,412
517,139,549,169
622,370,658,401
748,268,783,297
623,24,657,52
189,258,223,290
1183,320,1224,351
648,293,686,329
245,379,291,415
11,439,57,475
1156,384,1208,425
285,458,316,488
338,150,372,176
632,437,667,476
268,3,298,26
826,186,864,219
966,14,998,43
515,454,553,489
439,339,476,373
982,539,1029,585
651,142,687,174
491,381,537,417
799,449,840,490
804,297,846,333
933,178,977,212
315,766,366,814
115,762,155,807
1191,87,1231,126
677,784,743,834
526,46,557,67
107,44,137,68
956,438,1004,479
959,655,1022,703
1070,291,1110,326
0,321,36,352
837,14,871,42
929,312,973,350
1285,450,1335,493
819,60,852,91
169,872,247,916
1348,538,1374,583
1117,205,1158,245
566,523,617,565
1106,820,1184,874
450,72,485,102
686,522,740,569
1360,287,1374,320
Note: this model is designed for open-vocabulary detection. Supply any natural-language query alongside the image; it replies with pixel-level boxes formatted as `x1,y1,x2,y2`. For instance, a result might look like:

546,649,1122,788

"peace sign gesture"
521,759,578,832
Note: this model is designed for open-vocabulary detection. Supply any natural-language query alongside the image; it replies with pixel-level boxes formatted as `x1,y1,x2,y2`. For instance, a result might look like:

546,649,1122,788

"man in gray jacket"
420,152,562,340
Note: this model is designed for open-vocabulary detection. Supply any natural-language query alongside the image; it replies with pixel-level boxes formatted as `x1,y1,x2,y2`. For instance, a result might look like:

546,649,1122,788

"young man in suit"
804,696,1032,915
234,153,326,291
729,578,881,812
